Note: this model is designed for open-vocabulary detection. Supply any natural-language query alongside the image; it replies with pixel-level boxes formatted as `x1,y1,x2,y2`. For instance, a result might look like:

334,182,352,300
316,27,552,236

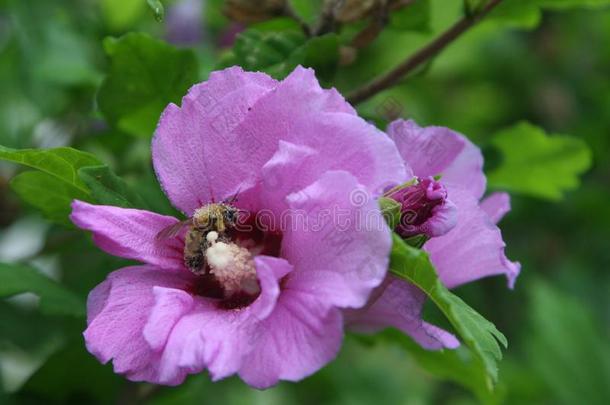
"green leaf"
0,145,149,224
0,146,105,224
20,342,122,403
98,33,199,137
10,172,89,225
525,280,610,405
381,330,504,403
33,21,102,86
379,196,401,229
389,234,507,387
288,34,340,82
489,0,610,29
0,262,84,317
78,165,148,209
288,0,324,24
147,0,165,22
538,0,610,9
100,0,146,31
390,0,431,32
232,30,305,77
230,30,339,81
487,122,592,201
0,146,101,193
464,0,489,14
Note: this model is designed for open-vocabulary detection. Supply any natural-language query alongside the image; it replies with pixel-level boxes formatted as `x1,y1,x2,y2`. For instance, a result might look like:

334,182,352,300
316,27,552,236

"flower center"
188,211,282,309
206,232,259,297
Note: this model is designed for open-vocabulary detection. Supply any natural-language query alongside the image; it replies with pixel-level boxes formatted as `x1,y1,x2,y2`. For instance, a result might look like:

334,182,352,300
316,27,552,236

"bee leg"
185,253,206,274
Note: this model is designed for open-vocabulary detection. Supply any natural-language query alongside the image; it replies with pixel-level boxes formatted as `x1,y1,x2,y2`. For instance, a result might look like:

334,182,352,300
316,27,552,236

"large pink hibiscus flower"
70,66,408,388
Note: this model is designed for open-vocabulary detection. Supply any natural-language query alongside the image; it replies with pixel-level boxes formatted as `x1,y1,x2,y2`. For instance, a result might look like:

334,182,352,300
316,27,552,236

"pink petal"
345,276,459,350
152,67,277,214
84,265,194,383
480,192,512,224
238,289,344,389
143,287,194,351
259,141,319,216
425,187,521,289
70,201,185,270
233,67,409,198
388,119,486,199
249,255,293,319
283,170,391,309
155,256,292,384
153,66,408,215
87,278,111,323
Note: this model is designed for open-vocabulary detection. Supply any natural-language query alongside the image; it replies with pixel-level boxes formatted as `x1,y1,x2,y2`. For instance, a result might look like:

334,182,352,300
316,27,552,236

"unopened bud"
387,177,457,239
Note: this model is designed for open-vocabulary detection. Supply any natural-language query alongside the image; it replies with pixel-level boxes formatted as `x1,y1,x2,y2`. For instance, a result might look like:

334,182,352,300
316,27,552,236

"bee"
156,202,240,274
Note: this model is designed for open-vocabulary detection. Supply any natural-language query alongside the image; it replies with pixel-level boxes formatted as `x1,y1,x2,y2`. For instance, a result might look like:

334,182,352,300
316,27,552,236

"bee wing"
224,187,242,204
155,219,190,240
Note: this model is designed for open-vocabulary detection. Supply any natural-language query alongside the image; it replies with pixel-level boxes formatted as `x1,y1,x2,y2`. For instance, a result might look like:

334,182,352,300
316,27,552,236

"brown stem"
389,0,418,12
349,0,423,48
346,0,504,105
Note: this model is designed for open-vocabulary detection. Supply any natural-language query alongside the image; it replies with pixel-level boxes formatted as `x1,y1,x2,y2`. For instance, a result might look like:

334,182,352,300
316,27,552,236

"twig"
346,0,504,105
350,0,419,49
389,0,418,12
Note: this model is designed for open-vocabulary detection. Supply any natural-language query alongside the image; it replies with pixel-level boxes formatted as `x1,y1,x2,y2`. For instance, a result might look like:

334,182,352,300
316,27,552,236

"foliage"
389,235,507,388
0,0,608,403
98,33,199,137
487,122,592,200
223,29,339,82
0,262,83,317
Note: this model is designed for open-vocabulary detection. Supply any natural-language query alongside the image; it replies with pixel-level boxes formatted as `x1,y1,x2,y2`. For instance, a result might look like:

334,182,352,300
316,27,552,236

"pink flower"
70,66,408,388
346,120,521,350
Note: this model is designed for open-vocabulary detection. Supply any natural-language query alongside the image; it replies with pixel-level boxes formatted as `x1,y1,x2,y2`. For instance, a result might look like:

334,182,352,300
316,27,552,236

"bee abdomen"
184,227,207,274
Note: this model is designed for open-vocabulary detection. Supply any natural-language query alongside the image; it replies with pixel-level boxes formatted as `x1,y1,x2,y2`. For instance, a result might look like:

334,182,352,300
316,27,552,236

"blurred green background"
0,0,609,404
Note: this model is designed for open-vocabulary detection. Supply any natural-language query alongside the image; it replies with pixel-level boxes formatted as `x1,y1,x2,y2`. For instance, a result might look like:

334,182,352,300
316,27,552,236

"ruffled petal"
235,67,409,198
480,192,512,224
282,170,391,309
153,66,407,215
425,187,521,289
238,289,343,389
388,119,486,199
70,201,184,270
152,67,277,214
259,141,320,216
249,256,293,319
155,256,292,384
87,278,111,323
344,276,459,350
143,287,194,351
84,265,194,383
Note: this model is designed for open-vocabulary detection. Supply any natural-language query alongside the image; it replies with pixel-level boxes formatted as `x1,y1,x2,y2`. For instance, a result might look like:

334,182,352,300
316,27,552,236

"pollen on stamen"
206,231,219,243
206,239,258,298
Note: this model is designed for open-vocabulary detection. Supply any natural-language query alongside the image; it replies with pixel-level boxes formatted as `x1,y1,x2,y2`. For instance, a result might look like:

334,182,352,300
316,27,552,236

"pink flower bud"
388,177,457,238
